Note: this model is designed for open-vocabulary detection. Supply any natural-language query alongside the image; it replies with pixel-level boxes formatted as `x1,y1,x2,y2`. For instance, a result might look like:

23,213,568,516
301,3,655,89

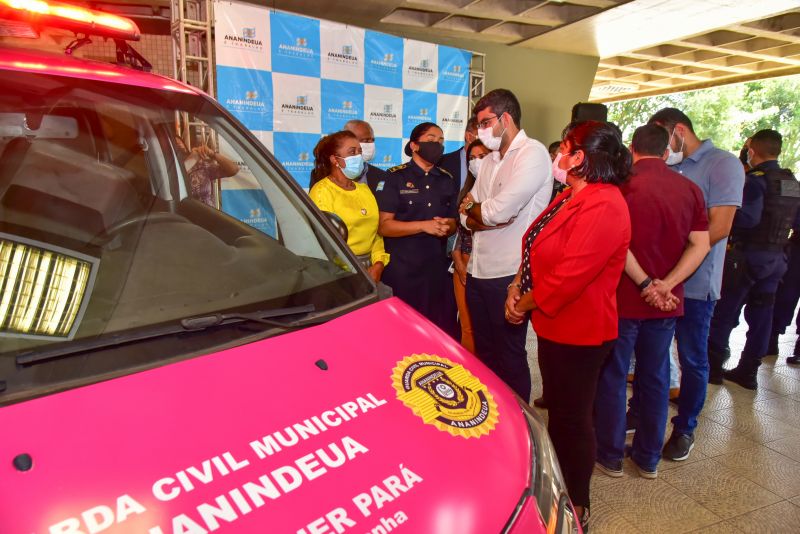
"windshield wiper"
15,304,316,366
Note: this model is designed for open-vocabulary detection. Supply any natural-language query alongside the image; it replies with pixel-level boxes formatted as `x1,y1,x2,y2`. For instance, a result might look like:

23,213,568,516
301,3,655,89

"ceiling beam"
592,65,800,103
672,39,800,67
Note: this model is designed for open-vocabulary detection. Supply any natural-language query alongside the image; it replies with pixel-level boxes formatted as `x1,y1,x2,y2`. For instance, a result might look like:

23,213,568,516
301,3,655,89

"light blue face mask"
337,154,364,180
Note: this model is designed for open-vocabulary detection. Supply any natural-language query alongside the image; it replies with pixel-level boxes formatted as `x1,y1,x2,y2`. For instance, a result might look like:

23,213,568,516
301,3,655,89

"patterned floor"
525,308,800,533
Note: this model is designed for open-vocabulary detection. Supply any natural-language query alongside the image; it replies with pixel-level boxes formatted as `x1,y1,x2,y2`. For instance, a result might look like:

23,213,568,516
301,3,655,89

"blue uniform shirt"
733,160,780,230
670,139,745,301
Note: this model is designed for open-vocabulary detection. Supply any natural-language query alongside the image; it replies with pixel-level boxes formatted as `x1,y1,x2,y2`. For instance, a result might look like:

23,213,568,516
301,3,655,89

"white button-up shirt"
461,129,553,279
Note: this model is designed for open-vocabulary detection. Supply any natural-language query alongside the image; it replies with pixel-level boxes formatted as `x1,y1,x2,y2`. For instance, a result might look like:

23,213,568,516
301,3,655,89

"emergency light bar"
0,0,140,41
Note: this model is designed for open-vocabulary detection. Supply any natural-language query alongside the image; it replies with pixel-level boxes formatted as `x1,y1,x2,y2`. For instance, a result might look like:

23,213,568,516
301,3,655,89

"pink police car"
0,1,579,533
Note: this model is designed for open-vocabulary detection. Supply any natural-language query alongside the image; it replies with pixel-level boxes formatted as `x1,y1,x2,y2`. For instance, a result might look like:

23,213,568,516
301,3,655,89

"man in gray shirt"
647,108,744,461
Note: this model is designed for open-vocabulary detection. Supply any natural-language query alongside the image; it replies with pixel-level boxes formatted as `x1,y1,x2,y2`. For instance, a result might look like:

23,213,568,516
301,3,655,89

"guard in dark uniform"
375,122,459,330
708,129,800,389
769,211,800,362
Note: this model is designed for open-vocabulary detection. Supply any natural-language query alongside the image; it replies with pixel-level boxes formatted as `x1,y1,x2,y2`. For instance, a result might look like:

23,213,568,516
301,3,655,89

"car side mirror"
323,211,348,243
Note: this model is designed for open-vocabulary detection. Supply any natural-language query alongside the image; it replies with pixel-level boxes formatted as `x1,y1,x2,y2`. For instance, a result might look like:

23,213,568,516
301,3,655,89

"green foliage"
607,75,800,171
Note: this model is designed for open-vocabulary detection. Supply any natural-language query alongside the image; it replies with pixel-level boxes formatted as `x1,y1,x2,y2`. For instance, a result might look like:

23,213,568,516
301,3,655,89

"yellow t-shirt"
309,178,390,267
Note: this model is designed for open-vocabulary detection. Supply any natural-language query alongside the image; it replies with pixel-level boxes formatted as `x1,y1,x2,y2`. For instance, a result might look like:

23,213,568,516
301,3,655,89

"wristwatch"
464,201,475,212
637,277,653,291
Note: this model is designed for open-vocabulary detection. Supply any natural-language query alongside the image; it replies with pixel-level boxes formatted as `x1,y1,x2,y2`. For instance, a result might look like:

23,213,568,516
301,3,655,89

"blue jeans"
672,297,717,435
596,318,676,471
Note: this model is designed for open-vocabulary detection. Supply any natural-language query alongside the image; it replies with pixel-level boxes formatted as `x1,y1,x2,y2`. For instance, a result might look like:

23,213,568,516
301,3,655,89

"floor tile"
755,371,800,396
593,475,720,532
714,446,800,498
753,397,800,428
660,459,781,518
588,498,642,534
764,435,800,462
722,384,783,406
686,522,741,533
702,406,800,443
726,501,800,533
692,416,760,457
702,386,739,412
771,364,800,381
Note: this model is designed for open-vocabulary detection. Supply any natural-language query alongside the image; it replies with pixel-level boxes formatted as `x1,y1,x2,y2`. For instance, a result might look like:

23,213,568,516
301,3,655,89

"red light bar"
0,0,140,40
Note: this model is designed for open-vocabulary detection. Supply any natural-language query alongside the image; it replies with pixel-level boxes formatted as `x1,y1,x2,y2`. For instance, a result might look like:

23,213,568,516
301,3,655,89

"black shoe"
662,430,694,461
768,335,779,356
787,355,800,366
625,411,637,435
533,396,547,409
595,458,623,478
724,364,758,390
707,344,728,385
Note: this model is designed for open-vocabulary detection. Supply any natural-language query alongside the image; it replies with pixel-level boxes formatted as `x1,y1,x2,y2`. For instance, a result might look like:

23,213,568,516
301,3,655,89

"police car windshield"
0,70,373,366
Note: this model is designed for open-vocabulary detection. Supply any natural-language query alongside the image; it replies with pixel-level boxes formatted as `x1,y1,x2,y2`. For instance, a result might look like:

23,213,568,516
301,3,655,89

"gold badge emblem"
391,354,499,438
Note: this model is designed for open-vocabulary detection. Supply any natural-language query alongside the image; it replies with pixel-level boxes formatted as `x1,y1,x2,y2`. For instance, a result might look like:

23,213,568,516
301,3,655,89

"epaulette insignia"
751,171,765,176
388,163,409,173
438,166,453,178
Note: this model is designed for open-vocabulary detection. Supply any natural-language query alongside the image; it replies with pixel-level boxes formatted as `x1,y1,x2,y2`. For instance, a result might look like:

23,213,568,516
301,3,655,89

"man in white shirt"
459,89,553,400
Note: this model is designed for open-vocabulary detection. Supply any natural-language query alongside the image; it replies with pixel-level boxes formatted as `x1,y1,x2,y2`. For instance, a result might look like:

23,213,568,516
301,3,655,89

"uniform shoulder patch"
388,163,409,173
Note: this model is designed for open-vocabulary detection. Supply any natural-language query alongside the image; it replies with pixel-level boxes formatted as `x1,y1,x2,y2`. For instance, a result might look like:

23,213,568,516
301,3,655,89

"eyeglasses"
476,114,498,129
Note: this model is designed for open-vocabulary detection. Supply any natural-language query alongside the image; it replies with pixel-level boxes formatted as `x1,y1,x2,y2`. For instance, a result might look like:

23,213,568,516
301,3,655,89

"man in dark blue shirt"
708,129,800,389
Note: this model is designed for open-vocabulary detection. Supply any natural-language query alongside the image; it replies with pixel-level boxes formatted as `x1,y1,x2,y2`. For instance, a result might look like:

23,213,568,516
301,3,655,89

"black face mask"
416,141,444,165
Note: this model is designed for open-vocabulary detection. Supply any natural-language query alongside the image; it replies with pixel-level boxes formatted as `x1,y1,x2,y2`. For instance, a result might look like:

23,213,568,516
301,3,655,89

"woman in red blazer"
505,121,631,530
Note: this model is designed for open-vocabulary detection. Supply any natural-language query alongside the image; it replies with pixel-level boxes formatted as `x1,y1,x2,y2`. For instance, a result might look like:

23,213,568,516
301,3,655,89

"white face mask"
468,157,484,178
552,152,569,184
665,128,684,166
360,142,375,163
477,116,506,152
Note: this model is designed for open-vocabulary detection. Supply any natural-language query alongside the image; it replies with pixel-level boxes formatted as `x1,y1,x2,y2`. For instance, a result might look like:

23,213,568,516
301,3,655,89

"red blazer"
526,182,631,346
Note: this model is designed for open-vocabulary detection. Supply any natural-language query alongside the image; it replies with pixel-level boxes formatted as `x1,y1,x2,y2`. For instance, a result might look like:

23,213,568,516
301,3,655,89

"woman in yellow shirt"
309,130,389,282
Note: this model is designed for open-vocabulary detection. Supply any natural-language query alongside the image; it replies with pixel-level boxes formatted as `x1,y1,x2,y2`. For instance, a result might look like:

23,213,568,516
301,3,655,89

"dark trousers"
538,336,614,508
772,241,800,339
465,274,531,400
709,251,788,363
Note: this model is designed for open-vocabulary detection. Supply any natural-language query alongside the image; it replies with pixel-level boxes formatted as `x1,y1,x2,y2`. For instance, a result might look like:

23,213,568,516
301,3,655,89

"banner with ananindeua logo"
214,1,471,190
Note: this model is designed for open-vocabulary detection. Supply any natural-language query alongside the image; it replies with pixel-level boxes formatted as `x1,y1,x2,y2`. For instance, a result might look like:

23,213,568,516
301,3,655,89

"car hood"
0,298,533,533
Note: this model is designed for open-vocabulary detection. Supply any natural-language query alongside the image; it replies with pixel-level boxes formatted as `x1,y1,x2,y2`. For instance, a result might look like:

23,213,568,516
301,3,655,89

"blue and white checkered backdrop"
213,0,471,201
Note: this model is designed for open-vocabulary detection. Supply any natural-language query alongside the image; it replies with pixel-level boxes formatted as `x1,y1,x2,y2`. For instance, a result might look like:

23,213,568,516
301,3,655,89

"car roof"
0,44,202,95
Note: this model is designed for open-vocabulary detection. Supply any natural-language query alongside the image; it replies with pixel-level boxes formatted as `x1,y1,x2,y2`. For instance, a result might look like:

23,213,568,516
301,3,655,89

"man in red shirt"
594,124,710,478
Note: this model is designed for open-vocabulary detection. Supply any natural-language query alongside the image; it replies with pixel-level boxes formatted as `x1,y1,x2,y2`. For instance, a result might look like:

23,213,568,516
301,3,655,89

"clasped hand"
422,217,450,237
641,279,680,312
504,287,526,325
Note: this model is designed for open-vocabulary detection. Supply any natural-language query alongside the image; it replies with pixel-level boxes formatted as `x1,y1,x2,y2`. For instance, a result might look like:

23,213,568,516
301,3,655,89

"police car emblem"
391,354,499,438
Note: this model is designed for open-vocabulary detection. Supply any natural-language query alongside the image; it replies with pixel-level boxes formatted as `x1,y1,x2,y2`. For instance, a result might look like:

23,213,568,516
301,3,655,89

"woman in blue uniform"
376,122,459,329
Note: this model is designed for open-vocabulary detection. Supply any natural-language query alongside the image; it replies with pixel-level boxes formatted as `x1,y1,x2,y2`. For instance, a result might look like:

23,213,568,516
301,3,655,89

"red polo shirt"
617,158,708,319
